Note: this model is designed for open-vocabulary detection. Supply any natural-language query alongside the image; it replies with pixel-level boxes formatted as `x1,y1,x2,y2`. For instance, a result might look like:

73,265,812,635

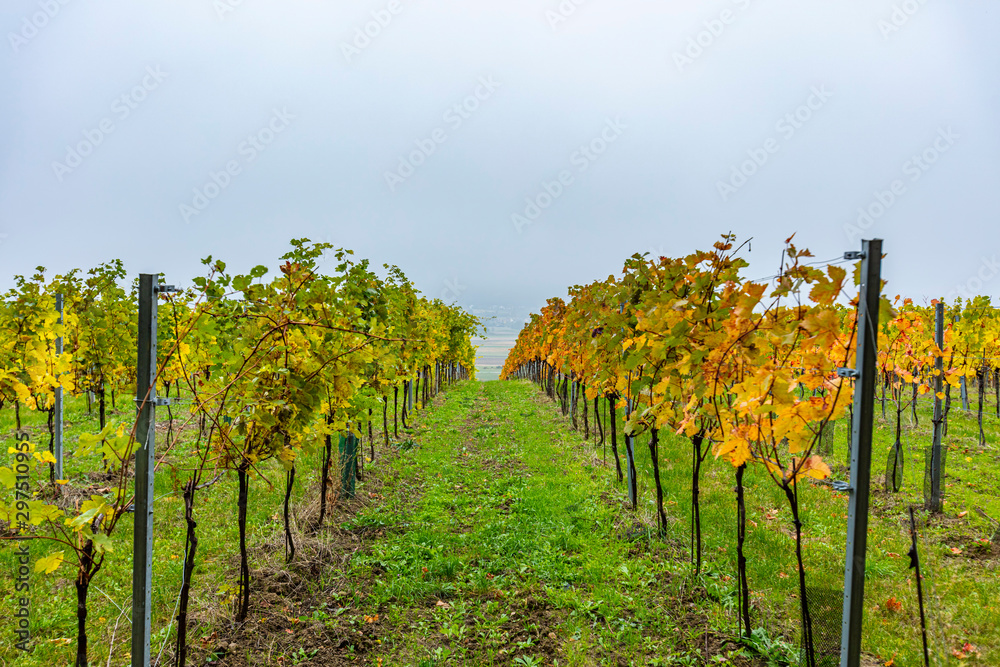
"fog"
2,0,997,311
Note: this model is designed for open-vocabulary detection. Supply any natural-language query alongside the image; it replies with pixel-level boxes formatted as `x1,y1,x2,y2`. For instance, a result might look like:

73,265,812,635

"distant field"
473,331,518,381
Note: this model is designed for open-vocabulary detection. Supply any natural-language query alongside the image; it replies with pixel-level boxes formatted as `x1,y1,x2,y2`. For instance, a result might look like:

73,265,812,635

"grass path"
302,380,774,667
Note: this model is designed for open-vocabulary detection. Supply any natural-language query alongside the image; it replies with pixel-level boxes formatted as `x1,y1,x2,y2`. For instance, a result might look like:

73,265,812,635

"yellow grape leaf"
34,551,64,575
34,451,57,464
0,467,14,489
13,382,32,404
800,309,841,338
715,437,752,468
801,456,832,481
26,501,63,526
67,497,113,530
735,282,767,319
808,265,846,305
77,429,109,457
8,440,35,455
935,392,945,400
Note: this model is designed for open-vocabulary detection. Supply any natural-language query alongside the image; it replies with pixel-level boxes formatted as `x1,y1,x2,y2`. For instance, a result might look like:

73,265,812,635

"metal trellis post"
131,276,177,667
339,432,358,499
839,239,882,667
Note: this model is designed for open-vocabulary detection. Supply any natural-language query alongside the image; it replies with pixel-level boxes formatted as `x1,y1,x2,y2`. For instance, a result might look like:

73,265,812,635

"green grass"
1,380,997,666
348,381,785,666
579,384,1000,666
0,393,330,666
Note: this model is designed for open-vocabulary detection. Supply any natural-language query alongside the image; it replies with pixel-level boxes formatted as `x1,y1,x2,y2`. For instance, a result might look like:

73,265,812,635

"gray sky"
2,1,998,311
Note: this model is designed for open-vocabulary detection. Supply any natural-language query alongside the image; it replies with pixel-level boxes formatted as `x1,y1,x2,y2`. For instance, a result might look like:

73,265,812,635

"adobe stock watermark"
314,232,338,269
12,433,32,652
51,66,169,183
843,126,958,243
716,85,833,202
179,108,295,223
945,255,1000,302
545,0,589,31
646,245,668,260
8,0,72,54
214,0,248,20
441,277,466,302
878,0,929,40
384,76,501,192
673,0,755,73
341,0,406,63
511,117,627,234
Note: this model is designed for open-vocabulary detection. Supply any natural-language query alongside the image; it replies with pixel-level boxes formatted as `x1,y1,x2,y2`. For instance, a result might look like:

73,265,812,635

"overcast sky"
1,0,997,311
